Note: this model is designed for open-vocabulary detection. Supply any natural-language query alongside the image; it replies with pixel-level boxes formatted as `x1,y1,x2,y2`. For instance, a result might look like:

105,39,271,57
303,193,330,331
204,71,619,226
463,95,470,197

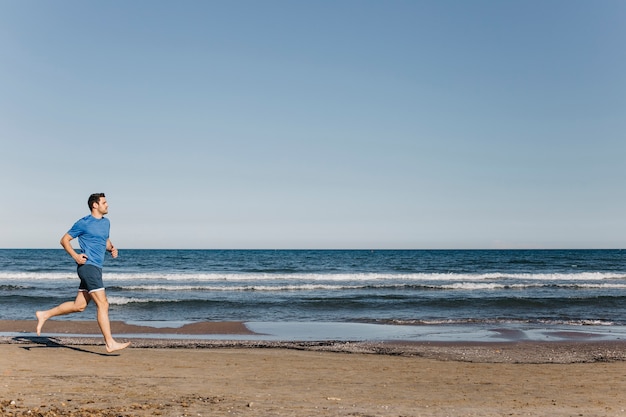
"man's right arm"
60,233,87,264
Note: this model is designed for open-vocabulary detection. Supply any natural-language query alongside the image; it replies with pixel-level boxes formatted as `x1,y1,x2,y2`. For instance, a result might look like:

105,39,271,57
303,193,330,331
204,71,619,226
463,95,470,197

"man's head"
88,193,108,216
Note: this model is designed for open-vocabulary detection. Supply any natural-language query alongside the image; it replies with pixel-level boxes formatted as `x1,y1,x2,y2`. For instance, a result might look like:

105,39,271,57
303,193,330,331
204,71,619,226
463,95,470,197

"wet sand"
1,320,626,416
0,319,255,336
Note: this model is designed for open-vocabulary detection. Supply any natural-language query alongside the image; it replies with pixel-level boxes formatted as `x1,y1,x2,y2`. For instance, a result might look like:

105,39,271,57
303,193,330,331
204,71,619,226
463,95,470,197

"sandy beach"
1,320,626,416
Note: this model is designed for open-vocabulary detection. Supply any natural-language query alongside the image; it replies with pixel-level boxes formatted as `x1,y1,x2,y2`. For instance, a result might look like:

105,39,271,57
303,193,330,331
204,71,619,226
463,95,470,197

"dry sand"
1,320,626,416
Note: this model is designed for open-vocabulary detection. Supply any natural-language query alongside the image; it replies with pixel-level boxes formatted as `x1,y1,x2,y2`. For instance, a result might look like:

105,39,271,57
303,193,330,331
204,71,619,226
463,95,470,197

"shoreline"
1,319,626,364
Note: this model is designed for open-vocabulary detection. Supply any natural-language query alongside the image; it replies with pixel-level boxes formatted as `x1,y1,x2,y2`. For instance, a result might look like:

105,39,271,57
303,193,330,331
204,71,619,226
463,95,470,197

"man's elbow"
60,234,70,247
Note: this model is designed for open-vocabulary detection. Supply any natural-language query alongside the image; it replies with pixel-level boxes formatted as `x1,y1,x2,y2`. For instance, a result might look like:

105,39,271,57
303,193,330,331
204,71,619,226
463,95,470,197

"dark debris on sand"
3,336,626,363
1,396,226,417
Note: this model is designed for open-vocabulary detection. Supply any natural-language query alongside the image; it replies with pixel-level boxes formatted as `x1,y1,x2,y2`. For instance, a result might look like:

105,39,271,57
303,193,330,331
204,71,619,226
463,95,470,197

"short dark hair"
88,193,106,210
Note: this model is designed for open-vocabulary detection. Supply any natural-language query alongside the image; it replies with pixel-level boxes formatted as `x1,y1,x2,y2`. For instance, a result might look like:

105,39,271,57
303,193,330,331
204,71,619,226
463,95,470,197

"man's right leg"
36,291,90,336
88,290,130,353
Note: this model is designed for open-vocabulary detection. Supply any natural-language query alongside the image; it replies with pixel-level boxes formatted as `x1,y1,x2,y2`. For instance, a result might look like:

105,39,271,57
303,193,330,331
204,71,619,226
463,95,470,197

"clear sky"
1,1,624,249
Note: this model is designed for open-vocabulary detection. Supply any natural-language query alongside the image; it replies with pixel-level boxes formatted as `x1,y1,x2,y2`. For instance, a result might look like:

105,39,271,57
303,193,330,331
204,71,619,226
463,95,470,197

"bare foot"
35,311,47,336
106,341,131,353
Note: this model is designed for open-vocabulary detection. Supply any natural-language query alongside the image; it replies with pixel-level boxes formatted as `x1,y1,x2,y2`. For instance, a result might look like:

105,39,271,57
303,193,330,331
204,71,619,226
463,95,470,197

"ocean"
2,249,626,341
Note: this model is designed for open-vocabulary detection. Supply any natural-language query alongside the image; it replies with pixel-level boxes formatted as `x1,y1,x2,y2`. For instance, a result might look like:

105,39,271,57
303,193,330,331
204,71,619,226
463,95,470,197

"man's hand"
74,254,88,265
110,247,118,259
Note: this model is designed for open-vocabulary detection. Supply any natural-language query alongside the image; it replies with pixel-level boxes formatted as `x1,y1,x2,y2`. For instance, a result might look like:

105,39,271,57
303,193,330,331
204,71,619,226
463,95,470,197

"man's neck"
91,211,104,220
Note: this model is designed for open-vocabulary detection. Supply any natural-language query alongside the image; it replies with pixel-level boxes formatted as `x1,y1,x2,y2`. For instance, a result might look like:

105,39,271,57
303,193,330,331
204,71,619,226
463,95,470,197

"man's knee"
73,302,87,313
99,298,110,310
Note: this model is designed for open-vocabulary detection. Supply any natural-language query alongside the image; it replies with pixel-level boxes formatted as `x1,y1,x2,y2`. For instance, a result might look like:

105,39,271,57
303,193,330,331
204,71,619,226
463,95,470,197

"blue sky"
1,1,624,249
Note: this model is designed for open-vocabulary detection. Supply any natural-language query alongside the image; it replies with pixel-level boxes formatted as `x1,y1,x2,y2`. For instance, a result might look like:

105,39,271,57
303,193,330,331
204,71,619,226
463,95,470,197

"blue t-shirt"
67,215,110,268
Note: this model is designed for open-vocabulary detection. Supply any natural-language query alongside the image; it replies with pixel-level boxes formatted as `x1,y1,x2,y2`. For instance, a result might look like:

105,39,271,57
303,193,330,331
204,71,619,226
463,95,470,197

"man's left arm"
106,239,118,258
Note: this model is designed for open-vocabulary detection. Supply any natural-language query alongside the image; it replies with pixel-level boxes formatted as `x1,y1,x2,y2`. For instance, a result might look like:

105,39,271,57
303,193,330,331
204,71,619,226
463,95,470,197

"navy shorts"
77,264,104,293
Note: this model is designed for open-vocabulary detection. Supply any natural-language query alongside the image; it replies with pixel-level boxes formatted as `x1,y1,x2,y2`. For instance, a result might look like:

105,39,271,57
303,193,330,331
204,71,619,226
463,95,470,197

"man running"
36,193,130,353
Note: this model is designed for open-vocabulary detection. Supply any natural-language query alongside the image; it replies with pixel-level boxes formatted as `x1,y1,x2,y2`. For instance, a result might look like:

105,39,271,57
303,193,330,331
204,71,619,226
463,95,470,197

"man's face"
94,197,109,215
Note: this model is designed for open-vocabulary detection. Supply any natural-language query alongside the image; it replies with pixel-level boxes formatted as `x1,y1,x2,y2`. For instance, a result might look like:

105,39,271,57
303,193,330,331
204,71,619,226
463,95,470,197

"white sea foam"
0,272,76,280
111,281,626,292
120,284,366,292
107,296,171,305
2,271,625,282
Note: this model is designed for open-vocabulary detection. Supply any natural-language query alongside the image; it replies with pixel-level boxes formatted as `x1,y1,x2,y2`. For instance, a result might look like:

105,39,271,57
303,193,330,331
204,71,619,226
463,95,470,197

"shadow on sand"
12,336,119,357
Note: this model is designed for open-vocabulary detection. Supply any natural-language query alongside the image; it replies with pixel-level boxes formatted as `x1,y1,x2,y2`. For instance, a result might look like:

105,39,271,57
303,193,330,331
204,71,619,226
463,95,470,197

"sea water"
1,249,625,340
